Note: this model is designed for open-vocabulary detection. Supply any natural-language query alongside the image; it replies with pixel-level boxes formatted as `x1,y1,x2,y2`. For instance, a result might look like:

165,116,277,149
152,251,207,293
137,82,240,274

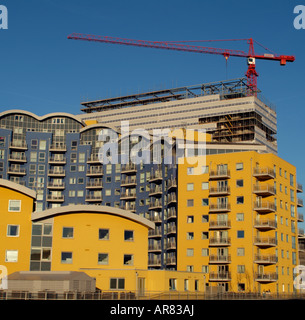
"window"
186,248,194,256
71,141,77,151
77,190,84,197
99,228,109,240
187,216,194,223
98,253,109,265
202,248,209,256
202,232,209,240
110,278,125,290
38,165,45,175
39,140,46,150
124,230,134,241
202,215,209,223
187,265,194,273
184,279,189,291
202,182,209,190
237,248,245,256
237,230,244,238
7,225,19,237
290,189,295,202
237,265,245,273
202,265,209,273
30,152,37,162
187,199,194,207
236,213,244,221
236,163,243,171
123,254,133,265
8,200,21,212
62,227,74,238
70,153,77,163
78,165,85,172
236,179,244,187
290,174,294,187
291,205,295,218
237,196,244,204
61,252,73,264
31,139,38,149
5,250,18,262
70,165,76,172
187,183,194,191
202,198,209,206
69,190,75,197
0,150,4,159
187,232,194,240
79,153,85,163
169,278,177,290
202,166,209,174
69,178,76,184
0,136,5,147
38,152,45,162
187,167,194,175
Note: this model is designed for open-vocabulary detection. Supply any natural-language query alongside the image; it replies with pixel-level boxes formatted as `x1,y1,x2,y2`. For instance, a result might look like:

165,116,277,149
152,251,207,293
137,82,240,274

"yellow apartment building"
0,179,36,275
178,151,301,294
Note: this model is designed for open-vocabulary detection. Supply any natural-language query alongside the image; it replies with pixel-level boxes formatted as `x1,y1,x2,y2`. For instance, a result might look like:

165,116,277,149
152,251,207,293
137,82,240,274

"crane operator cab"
248,57,256,65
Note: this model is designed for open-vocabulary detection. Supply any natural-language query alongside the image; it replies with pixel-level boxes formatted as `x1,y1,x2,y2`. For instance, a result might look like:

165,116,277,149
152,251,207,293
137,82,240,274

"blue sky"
0,0,304,223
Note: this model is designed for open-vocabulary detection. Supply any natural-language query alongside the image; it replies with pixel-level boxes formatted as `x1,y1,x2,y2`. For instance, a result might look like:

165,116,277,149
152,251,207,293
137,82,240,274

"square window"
99,228,109,240
202,215,209,223
187,249,194,256
237,248,245,256
187,216,194,223
202,232,209,240
8,200,21,212
187,232,194,240
62,227,74,238
124,230,134,241
237,196,244,204
5,250,18,262
187,167,194,175
236,213,244,221
187,199,194,207
236,179,244,187
202,182,209,190
202,198,209,206
123,254,133,265
187,183,194,191
237,230,244,238
110,278,125,290
39,140,46,150
98,253,109,265
61,252,72,264
236,163,243,171
7,225,19,237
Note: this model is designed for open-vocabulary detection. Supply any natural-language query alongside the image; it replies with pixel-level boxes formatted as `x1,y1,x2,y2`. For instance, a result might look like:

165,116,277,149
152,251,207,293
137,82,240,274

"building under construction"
77,78,277,154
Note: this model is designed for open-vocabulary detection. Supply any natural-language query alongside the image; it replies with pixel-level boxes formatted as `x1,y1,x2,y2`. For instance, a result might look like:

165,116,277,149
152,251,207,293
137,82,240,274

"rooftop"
80,78,265,113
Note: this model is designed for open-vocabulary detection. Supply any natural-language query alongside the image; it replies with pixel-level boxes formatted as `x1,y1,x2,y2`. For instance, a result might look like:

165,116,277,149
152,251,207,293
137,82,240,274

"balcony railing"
121,177,136,186
149,186,163,196
8,153,26,162
297,198,303,207
149,200,163,210
120,191,137,199
49,144,67,152
253,201,275,213
48,169,66,176
209,169,230,180
254,254,277,264
9,141,27,150
86,181,103,189
209,220,231,229
86,168,103,176
46,195,64,202
121,163,137,173
209,255,231,264
49,157,66,164
209,203,231,213
87,154,101,164
253,167,275,180
254,237,277,247
150,170,163,182
255,272,278,282
47,182,65,189
85,194,103,202
209,237,231,246
209,186,231,196
253,184,275,196
298,213,304,222
7,167,26,175
209,272,231,281
148,243,162,252
297,183,303,193
254,219,277,230
148,258,161,266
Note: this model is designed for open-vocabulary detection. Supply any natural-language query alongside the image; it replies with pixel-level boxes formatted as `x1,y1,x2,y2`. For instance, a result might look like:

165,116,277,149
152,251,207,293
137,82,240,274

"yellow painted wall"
0,187,34,275
178,151,299,293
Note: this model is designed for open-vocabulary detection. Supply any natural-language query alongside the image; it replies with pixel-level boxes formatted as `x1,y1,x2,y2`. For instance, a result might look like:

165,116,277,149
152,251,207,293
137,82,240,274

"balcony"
253,184,275,196
166,256,177,265
255,272,278,283
254,219,277,230
46,195,64,202
209,237,231,247
8,153,26,163
121,177,136,186
209,272,231,282
120,203,136,212
9,141,27,150
148,243,162,252
85,194,103,202
167,208,177,220
209,169,230,180
149,200,163,210
298,228,305,238
47,182,65,190
298,213,304,222
86,168,103,177
209,203,231,213
149,186,163,196
48,169,65,177
209,186,231,196
254,237,277,247
209,255,231,264
48,157,66,165
166,225,176,235
49,144,67,152
167,194,177,204
148,257,161,267
121,163,137,174
148,229,162,238
167,179,177,190
166,241,176,250
253,201,275,213
254,254,277,265
7,167,26,175
120,191,137,200
253,167,275,180
149,214,162,223
297,198,303,207
86,181,103,189
209,220,231,229
149,170,163,182
297,183,303,193
87,154,101,164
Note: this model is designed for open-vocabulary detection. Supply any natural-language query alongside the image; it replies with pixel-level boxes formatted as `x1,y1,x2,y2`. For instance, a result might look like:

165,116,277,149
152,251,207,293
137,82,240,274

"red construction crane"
67,33,295,92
